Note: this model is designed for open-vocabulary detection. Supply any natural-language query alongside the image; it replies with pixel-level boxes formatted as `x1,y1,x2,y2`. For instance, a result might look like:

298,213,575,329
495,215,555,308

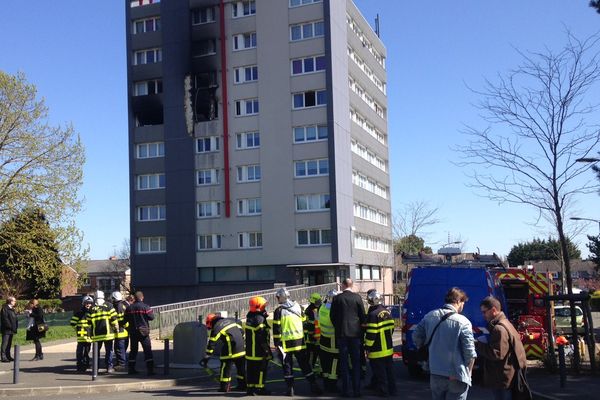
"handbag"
497,322,532,400
416,311,455,361
37,323,49,333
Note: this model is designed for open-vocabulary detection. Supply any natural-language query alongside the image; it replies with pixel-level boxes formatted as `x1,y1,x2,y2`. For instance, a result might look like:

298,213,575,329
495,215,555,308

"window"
350,108,387,145
136,173,165,190
291,55,326,75
236,131,260,149
239,232,263,248
248,266,275,280
192,39,217,57
237,165,261,182
297,229,331,246
197,201,221,218
234,65,258,84
196,136,220,153
197,169,219,185
296,194,330,212
290,21,324,41
138,236,166,253
352,170,388,199
215,266,247,281
238,198,261,216
233,32,257,51
232,1,256,18
355,265,382,281
289,0,322,7
354,233,390,253
133,48,162,65
131,0,161,8
294,159,328,177
351,140,387,172
132,17,160,34
137,205,166,221
133,79,162,96
136,142,164,158
353,203,389,226
293,90,327,109
198,234,222,250
293,125,327,143
192,7,215,24
235,98,259,116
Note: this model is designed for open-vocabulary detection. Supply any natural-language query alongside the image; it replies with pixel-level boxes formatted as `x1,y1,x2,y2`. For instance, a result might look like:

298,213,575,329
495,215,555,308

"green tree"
0,209,63,298
394,234,432,255
507,237,581,267
0,71,86,270
591,1,600,14
587,234,600,272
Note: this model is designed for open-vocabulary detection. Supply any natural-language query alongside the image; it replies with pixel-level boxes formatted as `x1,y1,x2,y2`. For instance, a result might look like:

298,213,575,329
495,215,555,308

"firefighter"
244,296,272,396
304,292,322,373
273,287,323,396
88,291,119,373
364,290,396,396
111,291,129,371
319,289,340,393
201,313,246,393
70,295,94,372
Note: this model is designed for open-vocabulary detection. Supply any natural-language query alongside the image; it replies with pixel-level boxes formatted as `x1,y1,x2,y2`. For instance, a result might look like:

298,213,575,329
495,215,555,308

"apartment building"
126,0,393,304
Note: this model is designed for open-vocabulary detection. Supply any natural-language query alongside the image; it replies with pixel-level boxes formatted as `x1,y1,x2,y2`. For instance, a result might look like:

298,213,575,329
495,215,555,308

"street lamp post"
570,216,600,236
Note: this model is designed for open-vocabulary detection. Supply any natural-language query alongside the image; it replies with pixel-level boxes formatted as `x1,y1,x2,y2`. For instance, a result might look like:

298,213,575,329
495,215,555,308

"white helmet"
275,288,290,303
325,289,340,303
111,291,123,302
367,290,383,306
82,295,94,305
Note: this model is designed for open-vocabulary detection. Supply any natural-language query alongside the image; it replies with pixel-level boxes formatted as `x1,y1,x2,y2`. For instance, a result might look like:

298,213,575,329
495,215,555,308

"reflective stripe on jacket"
70,308,92,343
88,304,118,342
207,318,246,360
364,304,394,358
244,311,271,361
304,303,320,343
273,300,306,353
113,300,129,339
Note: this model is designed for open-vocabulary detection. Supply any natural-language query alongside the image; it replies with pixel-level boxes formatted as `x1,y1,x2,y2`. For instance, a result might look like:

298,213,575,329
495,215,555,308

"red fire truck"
495,268,554,360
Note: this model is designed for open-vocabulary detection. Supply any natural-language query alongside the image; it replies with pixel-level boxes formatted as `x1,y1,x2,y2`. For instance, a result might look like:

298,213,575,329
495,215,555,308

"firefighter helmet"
310,292,322,304
111,291,123,302
367,290,383,306
325,289,340,302
82,295,94,305
249,296,268,312
205,313,218,329
275,288,290,303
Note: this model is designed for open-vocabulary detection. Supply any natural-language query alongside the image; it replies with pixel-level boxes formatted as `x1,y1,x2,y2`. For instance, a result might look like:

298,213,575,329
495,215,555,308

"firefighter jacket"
88,303,119,342
364,304,394,359
304,303,320,344
318,302,338,354
113,300,129,339
124,300,154,335
70,307,92,343
273,300,306,353
244,311,271,361
207,317,246,360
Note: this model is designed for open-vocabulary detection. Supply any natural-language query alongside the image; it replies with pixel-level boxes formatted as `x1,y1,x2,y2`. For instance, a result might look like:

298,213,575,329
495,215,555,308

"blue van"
401,265,507,377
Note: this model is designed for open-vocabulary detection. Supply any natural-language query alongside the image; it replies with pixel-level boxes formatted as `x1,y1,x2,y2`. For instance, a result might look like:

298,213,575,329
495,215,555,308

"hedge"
13,299,63,314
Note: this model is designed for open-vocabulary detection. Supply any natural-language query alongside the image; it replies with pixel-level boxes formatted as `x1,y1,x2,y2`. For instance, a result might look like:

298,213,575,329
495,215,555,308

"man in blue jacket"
413,287,476,400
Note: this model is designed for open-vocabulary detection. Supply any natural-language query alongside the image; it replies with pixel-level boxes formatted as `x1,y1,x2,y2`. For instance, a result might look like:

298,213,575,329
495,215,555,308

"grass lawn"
13,312,75,346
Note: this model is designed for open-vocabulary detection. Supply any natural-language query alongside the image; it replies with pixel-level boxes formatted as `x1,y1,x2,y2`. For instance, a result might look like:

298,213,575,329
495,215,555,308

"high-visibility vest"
364,305,394,359
319,303,338,354
113,300,129,339
273,301,306,353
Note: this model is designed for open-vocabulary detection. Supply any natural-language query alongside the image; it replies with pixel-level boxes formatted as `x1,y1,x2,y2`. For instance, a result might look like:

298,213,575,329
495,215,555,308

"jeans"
492,388,512,400
1,333,13,360
338,337,362,395
98,340,114,369
430,374,470,400
114,337,128,366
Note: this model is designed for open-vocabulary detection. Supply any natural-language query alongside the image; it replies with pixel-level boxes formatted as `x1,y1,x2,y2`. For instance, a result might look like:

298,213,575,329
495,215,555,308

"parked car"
554,305,584,334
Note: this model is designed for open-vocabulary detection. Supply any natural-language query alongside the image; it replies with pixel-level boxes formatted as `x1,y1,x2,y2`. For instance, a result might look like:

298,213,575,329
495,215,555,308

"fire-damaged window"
192,7,215,25
189,72,219,122
192,40,217,57
134,79,162,96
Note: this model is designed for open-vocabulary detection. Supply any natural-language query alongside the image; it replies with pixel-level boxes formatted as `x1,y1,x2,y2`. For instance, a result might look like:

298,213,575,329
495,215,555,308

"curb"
0,375,201,397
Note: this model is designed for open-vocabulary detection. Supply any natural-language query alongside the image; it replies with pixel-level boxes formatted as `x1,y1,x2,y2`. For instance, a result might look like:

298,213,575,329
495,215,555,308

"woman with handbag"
25,299,46,361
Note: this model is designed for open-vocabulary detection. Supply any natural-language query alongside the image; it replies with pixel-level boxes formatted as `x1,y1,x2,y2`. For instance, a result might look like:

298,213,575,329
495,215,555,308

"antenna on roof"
375,14,380,37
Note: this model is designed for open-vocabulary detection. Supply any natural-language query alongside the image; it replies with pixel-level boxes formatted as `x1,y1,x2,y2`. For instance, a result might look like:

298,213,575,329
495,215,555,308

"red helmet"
205,313,218,329
249,296,268,312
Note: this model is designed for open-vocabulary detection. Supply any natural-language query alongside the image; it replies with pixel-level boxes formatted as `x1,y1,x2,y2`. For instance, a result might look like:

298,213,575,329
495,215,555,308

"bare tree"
106,239,132,293
455,32,600,369
393,200,440,240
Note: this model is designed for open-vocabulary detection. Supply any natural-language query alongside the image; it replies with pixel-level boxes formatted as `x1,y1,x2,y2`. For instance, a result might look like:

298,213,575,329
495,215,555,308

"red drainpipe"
219,0,231,217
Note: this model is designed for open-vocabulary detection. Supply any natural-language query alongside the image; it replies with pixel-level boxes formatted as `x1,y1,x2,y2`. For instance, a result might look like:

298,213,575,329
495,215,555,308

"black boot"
146,360,155,376
285,378,294,397
128,361,139,375
309,379,323,395
219,382,231,393
234,380,247,391
254,387,272,396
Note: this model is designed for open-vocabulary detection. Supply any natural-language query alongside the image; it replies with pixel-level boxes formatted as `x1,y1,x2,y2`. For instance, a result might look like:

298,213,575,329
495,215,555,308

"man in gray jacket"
413,287,476,400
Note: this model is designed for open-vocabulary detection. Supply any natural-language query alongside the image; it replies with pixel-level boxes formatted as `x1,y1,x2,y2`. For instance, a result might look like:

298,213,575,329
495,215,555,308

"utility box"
173,321,208,365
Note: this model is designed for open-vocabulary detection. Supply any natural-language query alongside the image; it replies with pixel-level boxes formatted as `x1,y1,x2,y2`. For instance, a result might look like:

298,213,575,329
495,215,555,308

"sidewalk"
1,338,599,399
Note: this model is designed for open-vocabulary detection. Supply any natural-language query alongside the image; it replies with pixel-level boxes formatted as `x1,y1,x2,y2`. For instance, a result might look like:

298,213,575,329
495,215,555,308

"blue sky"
0,1,599,260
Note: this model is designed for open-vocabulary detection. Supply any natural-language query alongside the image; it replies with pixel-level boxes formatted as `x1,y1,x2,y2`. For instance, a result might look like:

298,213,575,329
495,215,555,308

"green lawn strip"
13,312,75,346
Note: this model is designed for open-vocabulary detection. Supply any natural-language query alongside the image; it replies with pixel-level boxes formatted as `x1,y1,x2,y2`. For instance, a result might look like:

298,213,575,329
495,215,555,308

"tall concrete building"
126,0,393,304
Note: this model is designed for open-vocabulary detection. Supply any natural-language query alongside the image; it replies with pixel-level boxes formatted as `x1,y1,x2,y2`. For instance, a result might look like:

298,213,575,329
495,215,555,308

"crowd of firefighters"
201,285,395,397
69,290,155,375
